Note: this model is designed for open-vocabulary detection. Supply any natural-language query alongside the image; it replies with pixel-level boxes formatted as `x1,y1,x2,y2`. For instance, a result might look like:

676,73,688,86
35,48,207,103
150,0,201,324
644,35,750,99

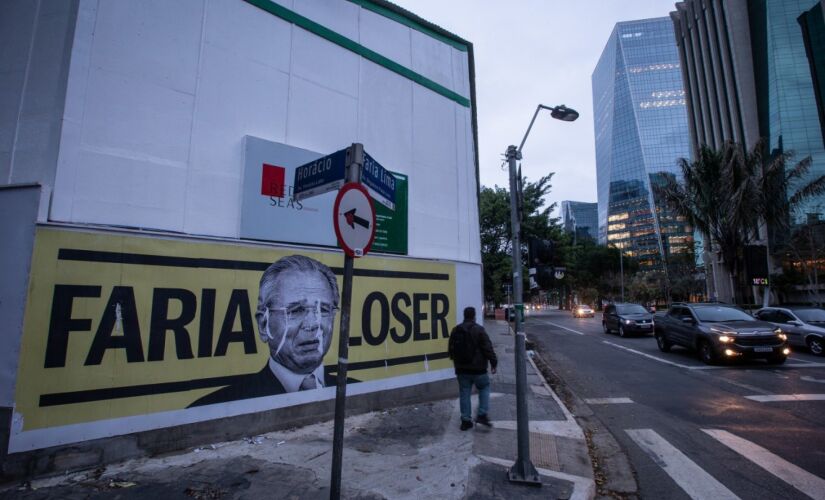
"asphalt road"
524,308,825,500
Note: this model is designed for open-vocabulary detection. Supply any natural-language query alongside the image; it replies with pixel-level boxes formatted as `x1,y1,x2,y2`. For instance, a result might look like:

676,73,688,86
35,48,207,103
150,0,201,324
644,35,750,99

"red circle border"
333,182,376,258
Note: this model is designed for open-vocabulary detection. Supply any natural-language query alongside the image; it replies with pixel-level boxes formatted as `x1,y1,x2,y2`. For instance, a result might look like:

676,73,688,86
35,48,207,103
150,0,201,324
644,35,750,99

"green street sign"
371,173,408,255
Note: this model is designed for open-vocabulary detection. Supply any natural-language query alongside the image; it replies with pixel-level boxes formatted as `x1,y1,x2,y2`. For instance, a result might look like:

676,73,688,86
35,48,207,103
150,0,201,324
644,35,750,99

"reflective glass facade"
561,201,598,242
798,3,825,148
592,17,694,270
751,0,825,221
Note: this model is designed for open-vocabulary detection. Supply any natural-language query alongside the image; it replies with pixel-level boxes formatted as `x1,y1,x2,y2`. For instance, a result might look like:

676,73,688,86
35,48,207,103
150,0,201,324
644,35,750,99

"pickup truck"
654,303,789,365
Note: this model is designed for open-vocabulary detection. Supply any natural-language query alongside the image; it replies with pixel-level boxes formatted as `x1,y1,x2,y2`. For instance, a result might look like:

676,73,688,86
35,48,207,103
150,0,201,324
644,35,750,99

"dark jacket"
448,320,497,375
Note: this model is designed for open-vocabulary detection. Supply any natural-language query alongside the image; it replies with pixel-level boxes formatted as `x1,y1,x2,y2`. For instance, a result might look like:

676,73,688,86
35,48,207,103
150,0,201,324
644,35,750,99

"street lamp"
505,103,578,486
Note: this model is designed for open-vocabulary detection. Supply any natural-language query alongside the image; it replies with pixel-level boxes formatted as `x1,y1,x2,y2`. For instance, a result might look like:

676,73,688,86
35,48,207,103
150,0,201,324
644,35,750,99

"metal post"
330,143,363,500
619,246,624,302
506,145,540,485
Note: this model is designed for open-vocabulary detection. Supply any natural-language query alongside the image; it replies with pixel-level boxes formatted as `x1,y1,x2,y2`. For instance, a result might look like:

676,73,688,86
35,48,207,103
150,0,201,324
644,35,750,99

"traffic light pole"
505,144,540,486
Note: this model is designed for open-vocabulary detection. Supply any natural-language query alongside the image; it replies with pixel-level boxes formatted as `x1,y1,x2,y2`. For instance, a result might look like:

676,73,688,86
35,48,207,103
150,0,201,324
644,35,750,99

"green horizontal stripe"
347,0,469,52
243,0,470,107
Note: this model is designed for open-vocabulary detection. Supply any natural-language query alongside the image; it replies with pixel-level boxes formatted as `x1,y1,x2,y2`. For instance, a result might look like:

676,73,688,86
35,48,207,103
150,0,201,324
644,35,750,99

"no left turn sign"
333,183,376,257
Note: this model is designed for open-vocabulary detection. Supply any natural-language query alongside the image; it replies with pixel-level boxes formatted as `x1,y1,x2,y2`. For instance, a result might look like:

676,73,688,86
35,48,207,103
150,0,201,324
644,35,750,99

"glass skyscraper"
561,201,598,242
751,0,825,221
592,17,694,270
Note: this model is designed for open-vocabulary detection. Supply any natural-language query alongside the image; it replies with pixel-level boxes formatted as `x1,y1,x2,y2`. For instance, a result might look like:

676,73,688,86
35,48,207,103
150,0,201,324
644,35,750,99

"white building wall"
46,0,478,264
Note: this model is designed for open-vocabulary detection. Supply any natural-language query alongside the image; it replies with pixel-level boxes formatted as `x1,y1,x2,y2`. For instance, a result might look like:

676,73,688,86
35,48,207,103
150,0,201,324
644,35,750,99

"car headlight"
777,332,787,341
718,335,733,343
624,319,633,324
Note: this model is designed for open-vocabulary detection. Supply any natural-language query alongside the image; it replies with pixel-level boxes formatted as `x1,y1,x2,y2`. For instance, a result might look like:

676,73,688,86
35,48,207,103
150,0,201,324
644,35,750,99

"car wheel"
807,336,824,356
767,355,787,365
656,333,672,353
618,325,627,338
699,340,717,365
602,322,610,334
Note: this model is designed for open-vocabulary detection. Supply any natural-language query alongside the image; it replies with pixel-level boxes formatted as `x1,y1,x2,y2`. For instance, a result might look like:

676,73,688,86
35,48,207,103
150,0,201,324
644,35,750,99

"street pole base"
507,459,542,486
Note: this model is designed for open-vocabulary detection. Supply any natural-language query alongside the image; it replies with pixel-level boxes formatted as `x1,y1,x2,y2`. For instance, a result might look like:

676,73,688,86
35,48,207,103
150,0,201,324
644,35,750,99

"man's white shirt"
268,357,325,392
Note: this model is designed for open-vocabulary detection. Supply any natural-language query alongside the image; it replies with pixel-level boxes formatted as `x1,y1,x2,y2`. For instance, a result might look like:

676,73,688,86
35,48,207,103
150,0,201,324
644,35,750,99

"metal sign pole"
330,143,363,500
505,145,540,485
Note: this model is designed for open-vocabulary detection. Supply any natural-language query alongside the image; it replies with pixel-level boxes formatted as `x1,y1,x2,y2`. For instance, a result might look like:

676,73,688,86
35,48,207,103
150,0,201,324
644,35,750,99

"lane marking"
602,341,825,371
692,371,769,395
703,429,825,500
536,320,585,336
801,376,825,384
790,357,817,364
744,394,825,403
478,455,595,500
602,341,694,369
783,363,825,368
625,429,740,500
584,397,634,404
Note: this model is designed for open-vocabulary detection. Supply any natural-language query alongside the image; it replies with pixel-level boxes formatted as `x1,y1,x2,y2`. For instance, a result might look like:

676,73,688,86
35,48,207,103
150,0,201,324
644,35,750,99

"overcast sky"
391,0,679,215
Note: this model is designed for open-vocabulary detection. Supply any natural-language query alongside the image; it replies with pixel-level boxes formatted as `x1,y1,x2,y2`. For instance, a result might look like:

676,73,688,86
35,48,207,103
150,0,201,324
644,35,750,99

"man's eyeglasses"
269,300,338,324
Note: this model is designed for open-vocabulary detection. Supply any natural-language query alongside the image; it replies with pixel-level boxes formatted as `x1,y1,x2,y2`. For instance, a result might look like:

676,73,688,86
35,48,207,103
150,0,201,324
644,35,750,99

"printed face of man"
259,269,336,374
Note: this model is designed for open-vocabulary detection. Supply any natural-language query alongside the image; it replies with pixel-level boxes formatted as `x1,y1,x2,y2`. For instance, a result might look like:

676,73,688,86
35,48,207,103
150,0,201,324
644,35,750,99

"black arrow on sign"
344,208,370,230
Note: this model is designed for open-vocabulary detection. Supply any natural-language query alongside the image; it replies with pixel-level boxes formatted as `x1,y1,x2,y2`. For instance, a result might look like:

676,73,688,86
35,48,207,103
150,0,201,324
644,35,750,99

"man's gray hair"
257,255,340,311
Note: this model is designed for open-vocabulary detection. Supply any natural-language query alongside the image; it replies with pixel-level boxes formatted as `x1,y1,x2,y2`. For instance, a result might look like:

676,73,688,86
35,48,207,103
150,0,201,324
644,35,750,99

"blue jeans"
457,373,490,422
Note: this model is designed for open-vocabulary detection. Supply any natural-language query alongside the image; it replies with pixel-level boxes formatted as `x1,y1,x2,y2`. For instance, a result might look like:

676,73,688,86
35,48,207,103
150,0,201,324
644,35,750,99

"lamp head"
551,105,579,122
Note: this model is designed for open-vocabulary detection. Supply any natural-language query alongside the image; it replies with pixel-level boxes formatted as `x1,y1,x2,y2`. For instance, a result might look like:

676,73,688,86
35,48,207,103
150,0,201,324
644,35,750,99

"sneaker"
475,414,492,427
460,420,473,431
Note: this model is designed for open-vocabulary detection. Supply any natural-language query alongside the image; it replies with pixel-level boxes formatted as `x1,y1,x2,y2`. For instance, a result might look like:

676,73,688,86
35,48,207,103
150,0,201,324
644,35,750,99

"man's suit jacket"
188,365,354,408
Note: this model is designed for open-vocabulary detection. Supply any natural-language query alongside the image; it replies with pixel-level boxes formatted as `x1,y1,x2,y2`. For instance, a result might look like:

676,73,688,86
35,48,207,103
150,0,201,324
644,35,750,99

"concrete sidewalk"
1,319,594,500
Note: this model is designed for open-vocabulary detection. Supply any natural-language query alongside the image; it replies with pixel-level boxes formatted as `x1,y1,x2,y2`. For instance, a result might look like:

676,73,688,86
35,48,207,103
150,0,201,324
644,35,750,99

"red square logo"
261,164,285,198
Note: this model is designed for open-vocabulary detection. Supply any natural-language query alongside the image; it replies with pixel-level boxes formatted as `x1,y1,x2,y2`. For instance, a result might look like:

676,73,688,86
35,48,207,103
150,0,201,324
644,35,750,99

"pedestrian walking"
448,306,498,430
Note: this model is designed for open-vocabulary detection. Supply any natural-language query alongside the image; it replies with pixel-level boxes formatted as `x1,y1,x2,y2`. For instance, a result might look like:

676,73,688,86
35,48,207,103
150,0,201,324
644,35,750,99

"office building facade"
560,201,598,242
592,17,694,270
0,0,479,474
672,0,825,302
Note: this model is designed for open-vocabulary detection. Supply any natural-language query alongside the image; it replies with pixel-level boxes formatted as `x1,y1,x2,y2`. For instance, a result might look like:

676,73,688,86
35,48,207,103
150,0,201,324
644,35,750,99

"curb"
526,330,639,499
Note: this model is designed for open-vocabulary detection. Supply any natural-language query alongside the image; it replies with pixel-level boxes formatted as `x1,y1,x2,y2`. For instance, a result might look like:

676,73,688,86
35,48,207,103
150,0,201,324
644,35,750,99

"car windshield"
793,308,825,323
617,304,648,314
693,306,754,322
578,305,592,310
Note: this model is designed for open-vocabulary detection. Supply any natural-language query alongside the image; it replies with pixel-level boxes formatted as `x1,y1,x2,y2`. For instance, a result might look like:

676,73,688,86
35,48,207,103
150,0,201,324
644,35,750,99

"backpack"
451,324,476,364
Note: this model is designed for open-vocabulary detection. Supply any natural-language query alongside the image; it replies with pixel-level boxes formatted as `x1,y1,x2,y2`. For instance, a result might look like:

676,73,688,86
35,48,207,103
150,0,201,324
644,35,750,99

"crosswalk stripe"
744,394,825,403
584,397,633,404
625,429,740,500
703,429,825,500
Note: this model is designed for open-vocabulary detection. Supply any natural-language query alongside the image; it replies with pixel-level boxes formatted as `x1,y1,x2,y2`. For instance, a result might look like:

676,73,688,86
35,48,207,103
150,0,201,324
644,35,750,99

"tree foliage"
654,140,825,302
565,240,631,305
479,174,561,305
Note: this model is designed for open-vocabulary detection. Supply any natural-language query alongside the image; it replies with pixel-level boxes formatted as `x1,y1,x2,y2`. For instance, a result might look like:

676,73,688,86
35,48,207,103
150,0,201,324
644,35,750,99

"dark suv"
655,303,789,365
602,303,655,337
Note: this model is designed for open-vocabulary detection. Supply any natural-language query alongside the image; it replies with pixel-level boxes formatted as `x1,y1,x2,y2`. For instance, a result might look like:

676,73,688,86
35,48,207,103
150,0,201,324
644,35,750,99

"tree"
655,143,755,303
655,140,825,304
479,185,512,306
479,174,562,305
565,240,634,307
777,218,825,306
665,250,705,302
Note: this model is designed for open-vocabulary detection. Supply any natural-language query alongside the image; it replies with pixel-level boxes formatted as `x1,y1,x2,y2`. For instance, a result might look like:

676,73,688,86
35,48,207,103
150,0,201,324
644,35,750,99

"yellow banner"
16,228,455,430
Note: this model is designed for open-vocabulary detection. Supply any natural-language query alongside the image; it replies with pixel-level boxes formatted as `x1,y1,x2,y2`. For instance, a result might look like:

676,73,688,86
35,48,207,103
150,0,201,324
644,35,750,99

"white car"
573,304,595,318
754,306,825,356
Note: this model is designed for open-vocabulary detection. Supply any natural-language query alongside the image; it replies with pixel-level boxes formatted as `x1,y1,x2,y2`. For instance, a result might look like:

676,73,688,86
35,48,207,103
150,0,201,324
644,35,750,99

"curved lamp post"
506,103,578,485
